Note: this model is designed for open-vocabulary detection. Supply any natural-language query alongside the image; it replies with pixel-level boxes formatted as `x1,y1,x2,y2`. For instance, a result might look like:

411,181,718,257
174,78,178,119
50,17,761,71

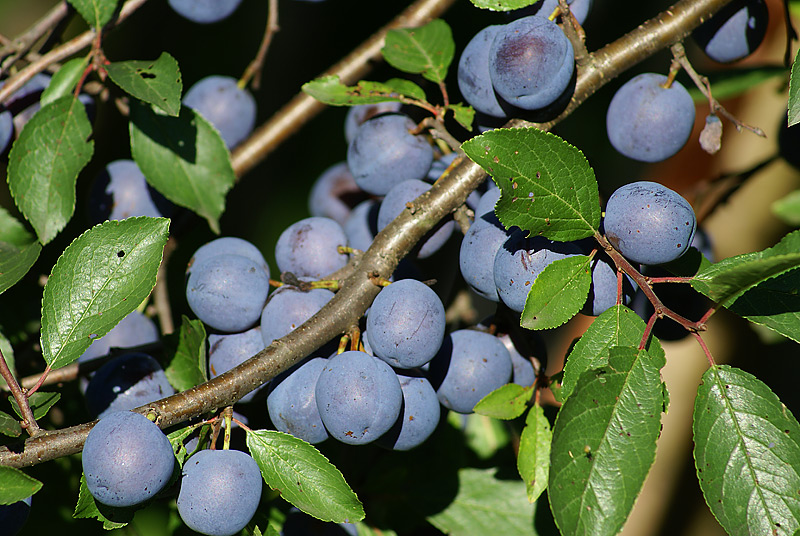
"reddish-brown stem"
640,313,658,350
647,276,695,284
595,232,706,333
697,304,718,326
616,268,624,306
438,80,449,108
24,365,51,398
692,331,717,367
239,0,279,90
0,349,40,436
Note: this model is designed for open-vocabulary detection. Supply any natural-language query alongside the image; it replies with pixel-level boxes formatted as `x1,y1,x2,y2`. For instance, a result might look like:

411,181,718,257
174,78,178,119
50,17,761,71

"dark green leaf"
521,254,592,330
469,0,538,11
40,57,89,106
0,411,21,437
302,76,425,106
559,305,665,403
727,267,800,343
74,473,133,529
164,315,207,392
0,209,42,296
461,128,600,241
426,468,535,535
447,103,475,130
693,365,800,536
790,49,800,127
40,217,170,370
691,229,800,305
246,429,364,523
0,466,41,504
474,383,533,420
517,404,551,503
66,0,117,28
549,346,666,536
8,392,60,421
773,189,800,227
382,19,454,84
106,52,182,116
686,66,786,103
7,96,94,244
130,102,235,233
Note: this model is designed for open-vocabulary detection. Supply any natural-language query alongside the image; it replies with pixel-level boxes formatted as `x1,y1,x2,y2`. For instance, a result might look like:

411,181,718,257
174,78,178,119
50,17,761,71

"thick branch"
0,0,735,468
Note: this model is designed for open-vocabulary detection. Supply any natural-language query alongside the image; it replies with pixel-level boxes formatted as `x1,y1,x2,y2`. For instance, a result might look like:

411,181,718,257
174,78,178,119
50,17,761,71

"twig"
230,0,459,178
692,331,717,367
420,116,461,152
0,2,71,77
670,42,766,137
557,0,589,65
0,0,148,106
0,348,40,436
0,0,738,468
239,0,279,90
24,365,51,398
595,231,706,333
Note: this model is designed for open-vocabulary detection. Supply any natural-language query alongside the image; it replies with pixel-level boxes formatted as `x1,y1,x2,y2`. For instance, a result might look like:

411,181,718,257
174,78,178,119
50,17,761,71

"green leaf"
693,365,800,536
66,0,118,28
462,128,600,241
130,102,235,233
549,346,666,536
449,411,510,459
773,189,800,227
691,229,800,306
8,392,60,420
7,95,94,244
447,103,475,131
0,466,42,504
517,404,551,503
0,410,21,437
40,217,169,370
685,66,786,103
0,206,41,295
40,56,89,106
106,52,182,116
473,383,533,420
726,267,800,343
164,315,207,392
790,49,800,127
355,522,398,536
382,19,454,84
559,305,665,403
245,429,364,523
521,254,592,330
426,468,535,536
302,76,425,106
469,0,538,11
167,426,194,467
382,78,426,101
74,473,133,529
